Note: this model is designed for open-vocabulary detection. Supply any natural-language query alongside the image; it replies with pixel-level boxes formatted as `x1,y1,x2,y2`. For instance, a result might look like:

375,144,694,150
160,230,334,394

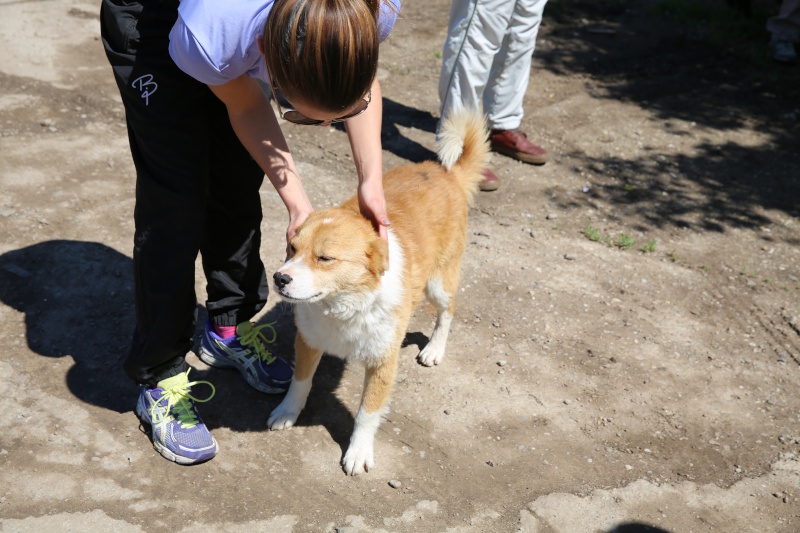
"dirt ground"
1,0,799,531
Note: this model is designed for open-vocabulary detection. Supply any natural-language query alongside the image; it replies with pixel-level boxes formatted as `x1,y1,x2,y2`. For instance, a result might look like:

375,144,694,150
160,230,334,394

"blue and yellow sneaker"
135,369,218,465
198,321,293,394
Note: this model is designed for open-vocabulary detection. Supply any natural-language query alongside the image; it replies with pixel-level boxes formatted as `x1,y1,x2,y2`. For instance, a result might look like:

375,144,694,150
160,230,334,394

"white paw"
417,344,444,367
267,402,300,430
341,439,375,476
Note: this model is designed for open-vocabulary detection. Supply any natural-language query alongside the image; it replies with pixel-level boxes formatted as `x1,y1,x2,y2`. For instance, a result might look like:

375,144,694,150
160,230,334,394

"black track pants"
101,0,269,386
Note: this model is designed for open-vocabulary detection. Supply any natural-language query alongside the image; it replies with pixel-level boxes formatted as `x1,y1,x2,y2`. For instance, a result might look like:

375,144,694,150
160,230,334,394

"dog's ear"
366,238,389,277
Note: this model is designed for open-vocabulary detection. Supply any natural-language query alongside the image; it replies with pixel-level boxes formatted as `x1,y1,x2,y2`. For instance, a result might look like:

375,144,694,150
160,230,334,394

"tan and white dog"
267,108,489,475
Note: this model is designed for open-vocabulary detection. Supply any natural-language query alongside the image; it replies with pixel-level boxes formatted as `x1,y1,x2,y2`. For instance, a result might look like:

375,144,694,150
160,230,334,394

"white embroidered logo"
132,74,158,106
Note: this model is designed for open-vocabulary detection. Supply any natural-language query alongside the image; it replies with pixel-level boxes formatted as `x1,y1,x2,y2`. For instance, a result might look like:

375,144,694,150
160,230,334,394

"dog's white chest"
296,301,398,362
295,237,405,363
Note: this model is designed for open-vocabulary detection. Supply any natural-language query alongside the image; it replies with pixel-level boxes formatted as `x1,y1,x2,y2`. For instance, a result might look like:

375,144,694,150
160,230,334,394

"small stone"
563,399,571,405
625,465,633,470
497,360,507,367
388,479,401,489
564,253,577,261
443,409,451,415
486,460,494,467
546,213,558,220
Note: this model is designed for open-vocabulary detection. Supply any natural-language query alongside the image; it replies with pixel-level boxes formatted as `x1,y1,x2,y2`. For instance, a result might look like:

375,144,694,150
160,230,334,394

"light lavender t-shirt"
169,0,401,86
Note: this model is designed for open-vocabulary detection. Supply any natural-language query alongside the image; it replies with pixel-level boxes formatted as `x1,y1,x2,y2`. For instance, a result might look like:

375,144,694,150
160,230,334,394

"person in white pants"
439,0,549,191
768,0,800,64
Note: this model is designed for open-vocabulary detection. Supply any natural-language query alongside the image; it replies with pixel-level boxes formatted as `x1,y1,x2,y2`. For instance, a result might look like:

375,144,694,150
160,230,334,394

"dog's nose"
273,271,293,288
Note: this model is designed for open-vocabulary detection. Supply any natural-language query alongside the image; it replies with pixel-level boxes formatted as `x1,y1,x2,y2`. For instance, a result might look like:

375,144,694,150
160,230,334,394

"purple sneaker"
199,320,293,394
135,370,218,465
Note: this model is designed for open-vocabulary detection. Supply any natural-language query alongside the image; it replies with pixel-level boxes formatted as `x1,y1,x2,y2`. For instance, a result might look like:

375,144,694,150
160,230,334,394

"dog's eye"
317,256,334,263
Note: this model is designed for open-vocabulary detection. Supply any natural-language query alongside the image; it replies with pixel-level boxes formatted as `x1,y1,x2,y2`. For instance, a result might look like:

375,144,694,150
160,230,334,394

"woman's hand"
209,75,314,256
286,206,313,257
345,78,390,245
358,178,390,242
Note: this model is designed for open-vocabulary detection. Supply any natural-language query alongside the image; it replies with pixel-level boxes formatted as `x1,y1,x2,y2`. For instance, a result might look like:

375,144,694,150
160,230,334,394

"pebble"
388,479,401,489
546,213,558,220
625,465,633,470
497,360,507,367
564,253,577,261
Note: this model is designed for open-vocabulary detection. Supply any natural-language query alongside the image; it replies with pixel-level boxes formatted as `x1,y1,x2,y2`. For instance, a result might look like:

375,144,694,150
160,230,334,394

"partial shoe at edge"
479,168,500,192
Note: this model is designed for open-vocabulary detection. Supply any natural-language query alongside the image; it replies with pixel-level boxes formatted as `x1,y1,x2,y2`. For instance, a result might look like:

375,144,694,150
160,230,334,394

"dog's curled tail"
436,107,490,204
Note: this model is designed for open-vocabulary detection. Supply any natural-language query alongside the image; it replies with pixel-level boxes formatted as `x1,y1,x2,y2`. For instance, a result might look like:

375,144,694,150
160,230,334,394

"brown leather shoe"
479,168,500,192
489,129,549,165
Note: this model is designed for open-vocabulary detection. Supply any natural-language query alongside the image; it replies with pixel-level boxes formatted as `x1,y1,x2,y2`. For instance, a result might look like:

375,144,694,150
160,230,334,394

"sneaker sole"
134,404,218,465
198,343,290,395
491,144,549,165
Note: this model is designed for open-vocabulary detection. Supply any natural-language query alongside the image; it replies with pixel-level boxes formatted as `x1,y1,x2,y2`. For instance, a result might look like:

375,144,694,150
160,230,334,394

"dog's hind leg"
342,350,399,475
268,332,323,430
417,267,459,367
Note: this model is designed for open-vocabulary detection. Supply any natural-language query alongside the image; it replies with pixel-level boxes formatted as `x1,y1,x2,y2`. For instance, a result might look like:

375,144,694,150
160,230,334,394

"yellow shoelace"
238,322,278,365
150,370,215,428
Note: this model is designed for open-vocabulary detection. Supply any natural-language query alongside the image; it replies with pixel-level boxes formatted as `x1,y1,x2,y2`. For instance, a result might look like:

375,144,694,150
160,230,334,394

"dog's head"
272,208,389,304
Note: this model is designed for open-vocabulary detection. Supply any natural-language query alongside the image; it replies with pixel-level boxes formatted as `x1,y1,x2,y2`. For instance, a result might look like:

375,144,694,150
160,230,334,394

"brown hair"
263,0,383,112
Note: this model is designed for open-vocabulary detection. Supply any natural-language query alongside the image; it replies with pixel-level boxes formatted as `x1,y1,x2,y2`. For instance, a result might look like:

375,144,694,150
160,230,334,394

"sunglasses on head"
267,76,371,126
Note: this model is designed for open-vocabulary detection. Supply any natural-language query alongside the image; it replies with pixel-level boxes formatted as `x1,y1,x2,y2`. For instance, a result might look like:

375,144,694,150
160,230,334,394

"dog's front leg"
268,332,322,430
342,351,398,475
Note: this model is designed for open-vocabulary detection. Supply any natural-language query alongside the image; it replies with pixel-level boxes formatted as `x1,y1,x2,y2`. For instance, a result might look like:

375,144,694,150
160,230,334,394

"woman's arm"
345,77,390,243
209,75,314,246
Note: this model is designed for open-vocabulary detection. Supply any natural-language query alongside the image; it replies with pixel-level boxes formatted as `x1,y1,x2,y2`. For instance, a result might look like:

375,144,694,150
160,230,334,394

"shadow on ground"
537,0,799,236
0,241,352,441
0,240,432,452
608,523,672,533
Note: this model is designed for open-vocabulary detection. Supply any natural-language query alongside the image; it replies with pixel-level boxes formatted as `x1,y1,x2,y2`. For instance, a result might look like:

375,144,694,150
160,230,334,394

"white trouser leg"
439,0,548,129
439,0,516,123
485,0,548,130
